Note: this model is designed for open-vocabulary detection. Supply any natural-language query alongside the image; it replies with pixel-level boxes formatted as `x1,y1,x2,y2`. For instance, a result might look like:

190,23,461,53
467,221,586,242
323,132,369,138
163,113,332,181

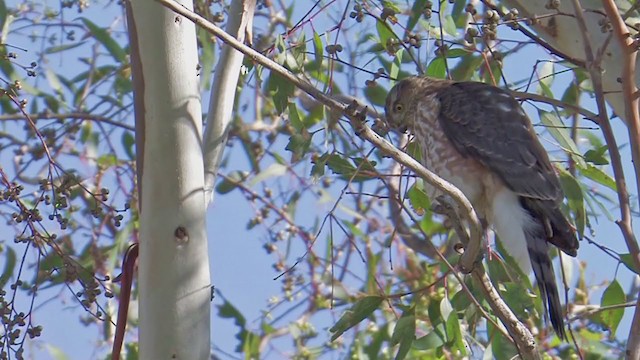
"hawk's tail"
525,218,567,340
491,190,568,339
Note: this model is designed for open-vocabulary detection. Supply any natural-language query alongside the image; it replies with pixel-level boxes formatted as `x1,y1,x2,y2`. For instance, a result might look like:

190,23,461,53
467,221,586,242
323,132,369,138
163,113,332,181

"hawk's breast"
412,95,504,217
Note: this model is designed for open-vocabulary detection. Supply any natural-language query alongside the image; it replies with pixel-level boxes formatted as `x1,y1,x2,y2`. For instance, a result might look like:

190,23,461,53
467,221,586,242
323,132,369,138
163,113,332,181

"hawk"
384,76,579,339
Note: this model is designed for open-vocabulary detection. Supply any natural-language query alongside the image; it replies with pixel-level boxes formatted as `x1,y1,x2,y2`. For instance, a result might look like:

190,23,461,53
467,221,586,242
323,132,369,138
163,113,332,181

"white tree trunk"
128,0,210,358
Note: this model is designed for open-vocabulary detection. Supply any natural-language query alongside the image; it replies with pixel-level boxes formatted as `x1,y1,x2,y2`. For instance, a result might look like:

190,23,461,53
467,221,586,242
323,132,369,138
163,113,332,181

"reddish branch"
601,2,640,358
111,243,138,360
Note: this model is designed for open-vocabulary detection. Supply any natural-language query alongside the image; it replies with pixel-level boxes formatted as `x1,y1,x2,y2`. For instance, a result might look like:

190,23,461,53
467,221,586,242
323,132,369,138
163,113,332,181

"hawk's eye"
394,103,403,112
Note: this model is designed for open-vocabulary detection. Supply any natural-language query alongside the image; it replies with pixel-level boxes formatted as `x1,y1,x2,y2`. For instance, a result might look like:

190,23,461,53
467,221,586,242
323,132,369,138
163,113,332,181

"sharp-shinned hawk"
384,76,579,339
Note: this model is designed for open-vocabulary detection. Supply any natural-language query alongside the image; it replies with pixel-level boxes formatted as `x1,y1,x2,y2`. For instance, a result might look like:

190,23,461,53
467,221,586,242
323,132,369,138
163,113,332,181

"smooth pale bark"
203,0,256,206
128,0,210,358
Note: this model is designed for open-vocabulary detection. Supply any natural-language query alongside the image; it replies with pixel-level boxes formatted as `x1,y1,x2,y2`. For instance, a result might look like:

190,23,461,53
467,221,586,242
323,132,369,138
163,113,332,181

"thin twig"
511,90,598,123
0,112,134,131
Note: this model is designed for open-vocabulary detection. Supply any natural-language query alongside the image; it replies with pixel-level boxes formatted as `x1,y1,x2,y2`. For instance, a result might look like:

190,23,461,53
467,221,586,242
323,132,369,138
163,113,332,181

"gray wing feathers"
436,82,561,201
436,81,579,255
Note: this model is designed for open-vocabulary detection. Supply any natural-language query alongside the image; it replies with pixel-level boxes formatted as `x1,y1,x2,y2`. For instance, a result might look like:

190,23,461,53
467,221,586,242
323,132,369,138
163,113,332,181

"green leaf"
407,0,428,31
312,32,323,70
413,331,445,350
329,295,383,341
498,282,535,320
311,153,329,177
584,145,610,165
323,154,376,182
197,28,216,90
451,55,484,81
557,168,586,237
121,132,135,160
620,253,640,275
124,342,139,360
390,48,403,83
287,102,303,131
44,42,86,54
285,132,312,162
0,247,16,289
267,72,295,115
326,154,355,176
561,82,580,112
442,15,458,37
97,154,118,168
215,171,245,194
391,308,415,360
579,163,616,191
376,19,394,47
218,295,257,353
81,18,126,63
0,0,7,32
538,110,585,167
406,183,430,216
598,280,625,336
490,323,519,360
45,68,64,95
445,312,466,355
426,57,446,78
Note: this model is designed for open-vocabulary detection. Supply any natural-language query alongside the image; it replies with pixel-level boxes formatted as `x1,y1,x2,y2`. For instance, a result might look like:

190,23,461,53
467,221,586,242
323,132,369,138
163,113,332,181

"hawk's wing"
435,81,578,256
435,81,560,202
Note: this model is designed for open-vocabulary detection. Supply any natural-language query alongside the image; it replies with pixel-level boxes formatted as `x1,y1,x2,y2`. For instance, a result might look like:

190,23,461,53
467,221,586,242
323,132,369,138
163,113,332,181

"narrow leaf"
579,163,616,191
557,168,586,237
81,18,126,63
312,32,323,70
620,253,640,275
391,308,415,360
0,247,16,288
538,111,585,167
330,296,383,341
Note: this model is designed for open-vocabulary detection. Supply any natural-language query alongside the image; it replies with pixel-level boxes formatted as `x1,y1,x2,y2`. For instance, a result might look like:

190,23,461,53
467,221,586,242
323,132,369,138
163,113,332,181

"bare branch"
510,90,598,123
0,112,135,131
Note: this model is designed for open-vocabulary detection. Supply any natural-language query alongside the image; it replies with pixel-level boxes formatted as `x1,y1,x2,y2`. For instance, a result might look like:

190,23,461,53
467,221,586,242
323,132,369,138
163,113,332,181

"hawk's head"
384,78,414,133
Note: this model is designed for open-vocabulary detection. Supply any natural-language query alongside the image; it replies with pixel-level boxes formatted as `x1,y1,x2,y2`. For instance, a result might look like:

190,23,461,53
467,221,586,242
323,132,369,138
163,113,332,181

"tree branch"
0,112,134,131
203,0,256,206
600,3,640,357
510,90,599,123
